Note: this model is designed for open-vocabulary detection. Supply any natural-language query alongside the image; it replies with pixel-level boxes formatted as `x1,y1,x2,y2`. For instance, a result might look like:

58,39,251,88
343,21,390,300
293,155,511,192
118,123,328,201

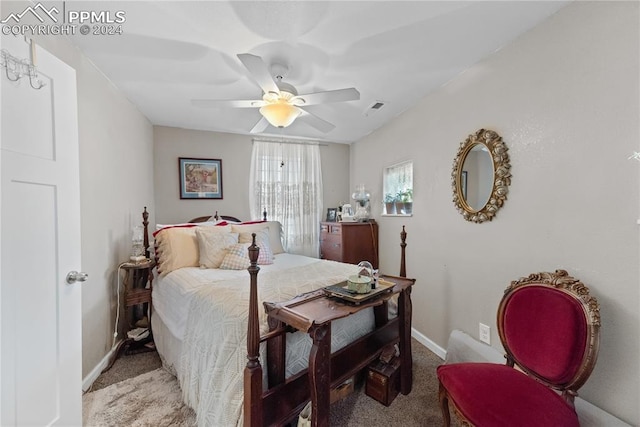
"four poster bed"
142,208,414,426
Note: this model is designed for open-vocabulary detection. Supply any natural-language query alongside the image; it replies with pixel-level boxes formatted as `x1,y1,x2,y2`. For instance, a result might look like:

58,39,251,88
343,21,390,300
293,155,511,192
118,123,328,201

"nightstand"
122,260,154,335
103,259,155,372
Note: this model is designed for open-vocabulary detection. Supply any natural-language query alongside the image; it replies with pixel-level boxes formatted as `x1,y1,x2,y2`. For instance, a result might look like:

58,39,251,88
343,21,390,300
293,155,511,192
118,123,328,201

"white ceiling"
68,1,568,143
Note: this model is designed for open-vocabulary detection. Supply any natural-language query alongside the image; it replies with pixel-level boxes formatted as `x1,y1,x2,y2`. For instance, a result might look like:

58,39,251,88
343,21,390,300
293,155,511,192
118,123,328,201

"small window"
382,161,413,215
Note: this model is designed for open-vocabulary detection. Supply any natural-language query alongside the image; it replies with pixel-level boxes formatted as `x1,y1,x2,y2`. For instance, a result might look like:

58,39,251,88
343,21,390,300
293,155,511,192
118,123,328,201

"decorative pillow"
154,224,232,275
154,227,199,276
219,243,252,270
196,228,238,268
239,229,274,265
231,221,285,254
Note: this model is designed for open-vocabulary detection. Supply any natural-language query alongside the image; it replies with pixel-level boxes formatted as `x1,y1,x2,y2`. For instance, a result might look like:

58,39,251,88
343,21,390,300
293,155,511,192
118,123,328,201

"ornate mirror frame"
451,129,511,223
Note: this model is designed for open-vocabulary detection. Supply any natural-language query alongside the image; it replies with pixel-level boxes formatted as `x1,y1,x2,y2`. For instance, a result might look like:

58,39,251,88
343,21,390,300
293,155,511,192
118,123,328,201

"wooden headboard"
140,208,265,262
190,211,241,223
189,210,267,224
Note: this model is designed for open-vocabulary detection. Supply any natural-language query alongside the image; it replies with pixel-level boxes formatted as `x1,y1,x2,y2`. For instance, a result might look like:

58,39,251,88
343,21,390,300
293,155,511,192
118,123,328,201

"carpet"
89,350,162,392
329,342,445,426
83,368,196,426
83,341,444,426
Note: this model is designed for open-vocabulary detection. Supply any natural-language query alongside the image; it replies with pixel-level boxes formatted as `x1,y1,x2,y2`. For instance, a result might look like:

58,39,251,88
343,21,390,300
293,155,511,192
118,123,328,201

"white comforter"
161,255,374,427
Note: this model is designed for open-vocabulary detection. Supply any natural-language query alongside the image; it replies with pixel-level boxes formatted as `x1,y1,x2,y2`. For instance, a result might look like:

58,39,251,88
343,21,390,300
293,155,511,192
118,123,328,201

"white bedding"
152,254,376,427
153,253,319,340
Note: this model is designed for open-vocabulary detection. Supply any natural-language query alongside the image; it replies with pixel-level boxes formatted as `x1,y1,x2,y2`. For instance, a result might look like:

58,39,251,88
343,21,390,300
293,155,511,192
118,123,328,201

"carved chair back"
497,269,600,403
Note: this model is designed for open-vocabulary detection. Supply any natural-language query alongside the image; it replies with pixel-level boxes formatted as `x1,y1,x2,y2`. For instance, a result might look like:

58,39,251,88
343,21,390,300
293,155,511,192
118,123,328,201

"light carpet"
83,368,196,426
83,341,444,426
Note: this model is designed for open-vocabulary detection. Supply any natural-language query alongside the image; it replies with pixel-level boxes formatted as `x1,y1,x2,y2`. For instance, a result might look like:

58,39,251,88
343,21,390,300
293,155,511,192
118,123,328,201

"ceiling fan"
191,53,360,134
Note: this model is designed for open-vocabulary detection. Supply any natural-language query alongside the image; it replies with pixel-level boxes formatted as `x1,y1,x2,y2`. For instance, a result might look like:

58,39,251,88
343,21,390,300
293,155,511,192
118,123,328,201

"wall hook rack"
1,47,46,90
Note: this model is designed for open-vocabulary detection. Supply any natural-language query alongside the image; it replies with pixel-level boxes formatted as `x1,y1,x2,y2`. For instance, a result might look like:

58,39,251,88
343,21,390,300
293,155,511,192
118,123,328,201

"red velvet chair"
437,270,600,427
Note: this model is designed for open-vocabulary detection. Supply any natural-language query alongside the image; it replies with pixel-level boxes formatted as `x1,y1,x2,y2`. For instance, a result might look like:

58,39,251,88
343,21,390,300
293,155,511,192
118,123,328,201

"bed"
142,208,414,426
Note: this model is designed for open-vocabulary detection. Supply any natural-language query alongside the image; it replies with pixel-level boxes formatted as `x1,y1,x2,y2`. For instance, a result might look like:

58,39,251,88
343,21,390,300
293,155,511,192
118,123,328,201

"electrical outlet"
479,323,491,345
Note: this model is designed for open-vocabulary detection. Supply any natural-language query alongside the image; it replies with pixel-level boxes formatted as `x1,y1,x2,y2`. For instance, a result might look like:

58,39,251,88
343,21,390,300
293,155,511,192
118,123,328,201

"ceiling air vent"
364,100,386,116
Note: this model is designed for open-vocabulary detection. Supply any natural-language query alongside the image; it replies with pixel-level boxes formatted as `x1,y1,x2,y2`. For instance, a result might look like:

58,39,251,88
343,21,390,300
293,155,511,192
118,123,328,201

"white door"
1,35,82,426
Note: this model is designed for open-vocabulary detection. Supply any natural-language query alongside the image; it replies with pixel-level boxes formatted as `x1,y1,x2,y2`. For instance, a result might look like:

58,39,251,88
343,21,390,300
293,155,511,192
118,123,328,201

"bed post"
400,225,407,278
142,207,150,258
244,234,263,426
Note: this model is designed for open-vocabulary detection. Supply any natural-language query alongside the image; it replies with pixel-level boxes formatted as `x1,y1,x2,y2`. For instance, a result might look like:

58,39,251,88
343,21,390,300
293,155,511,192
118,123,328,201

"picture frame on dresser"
179,157,223,199
326,207,337,222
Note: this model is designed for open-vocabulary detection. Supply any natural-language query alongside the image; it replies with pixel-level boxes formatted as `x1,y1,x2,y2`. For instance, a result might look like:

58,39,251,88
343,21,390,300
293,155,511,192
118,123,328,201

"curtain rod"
252,137,329,147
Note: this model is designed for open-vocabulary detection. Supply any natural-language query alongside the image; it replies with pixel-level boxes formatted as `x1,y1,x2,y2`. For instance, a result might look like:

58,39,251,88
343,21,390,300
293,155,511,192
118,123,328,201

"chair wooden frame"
439,269,601,426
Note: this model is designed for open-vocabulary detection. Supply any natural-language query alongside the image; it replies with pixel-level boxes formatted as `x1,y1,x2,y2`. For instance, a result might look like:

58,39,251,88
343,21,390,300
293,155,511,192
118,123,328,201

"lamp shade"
259,100,301,128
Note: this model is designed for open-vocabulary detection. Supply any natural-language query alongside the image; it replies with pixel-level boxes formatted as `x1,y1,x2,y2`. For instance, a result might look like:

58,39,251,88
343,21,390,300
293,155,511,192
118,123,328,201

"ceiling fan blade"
298,109,336,133
250,116,270,134
237,53,280,96
291,88,360,106
191,99,265,108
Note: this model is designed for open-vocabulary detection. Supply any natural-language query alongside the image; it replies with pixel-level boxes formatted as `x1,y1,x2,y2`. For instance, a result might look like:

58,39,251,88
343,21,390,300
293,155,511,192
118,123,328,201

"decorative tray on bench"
323,278,396,305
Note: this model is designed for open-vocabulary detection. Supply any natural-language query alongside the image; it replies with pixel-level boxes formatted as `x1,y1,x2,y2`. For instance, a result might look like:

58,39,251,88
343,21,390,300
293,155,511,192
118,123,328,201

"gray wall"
153,126,350,225
9,7,156,378
350,2,639,424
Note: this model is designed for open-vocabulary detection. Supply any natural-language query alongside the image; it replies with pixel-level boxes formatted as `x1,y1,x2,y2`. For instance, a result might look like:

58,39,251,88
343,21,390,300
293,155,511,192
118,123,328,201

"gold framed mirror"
452,129,511,223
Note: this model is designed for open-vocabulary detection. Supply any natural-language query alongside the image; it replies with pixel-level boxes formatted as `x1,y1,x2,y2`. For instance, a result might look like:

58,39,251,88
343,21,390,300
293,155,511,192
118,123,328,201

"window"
249,140,324,257
382,160,413,215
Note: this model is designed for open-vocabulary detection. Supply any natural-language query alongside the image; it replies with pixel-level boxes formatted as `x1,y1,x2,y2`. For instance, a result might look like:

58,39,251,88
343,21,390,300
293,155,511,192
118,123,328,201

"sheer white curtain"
249,140,323,257
384,160,413,198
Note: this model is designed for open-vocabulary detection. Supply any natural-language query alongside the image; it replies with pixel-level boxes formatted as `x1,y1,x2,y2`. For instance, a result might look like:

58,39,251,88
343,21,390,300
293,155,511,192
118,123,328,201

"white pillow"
196,228,238,268
231,221,285,254
153,224,231,275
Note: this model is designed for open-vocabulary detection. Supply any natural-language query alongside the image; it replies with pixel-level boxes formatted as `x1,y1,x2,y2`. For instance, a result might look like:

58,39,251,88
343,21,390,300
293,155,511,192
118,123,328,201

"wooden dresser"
320,220,378,268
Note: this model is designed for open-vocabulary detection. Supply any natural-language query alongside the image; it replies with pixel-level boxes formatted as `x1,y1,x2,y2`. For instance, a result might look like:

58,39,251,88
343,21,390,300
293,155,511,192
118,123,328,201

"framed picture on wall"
179,157,223,199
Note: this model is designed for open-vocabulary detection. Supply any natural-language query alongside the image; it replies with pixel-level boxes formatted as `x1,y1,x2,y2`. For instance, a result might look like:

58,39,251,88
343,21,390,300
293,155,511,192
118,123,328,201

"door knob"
66,271,88,284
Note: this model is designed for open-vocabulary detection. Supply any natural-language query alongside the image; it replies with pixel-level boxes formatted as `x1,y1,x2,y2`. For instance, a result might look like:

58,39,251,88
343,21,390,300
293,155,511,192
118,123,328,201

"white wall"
154,126,350,225
350,2,639,424
7,10,157,377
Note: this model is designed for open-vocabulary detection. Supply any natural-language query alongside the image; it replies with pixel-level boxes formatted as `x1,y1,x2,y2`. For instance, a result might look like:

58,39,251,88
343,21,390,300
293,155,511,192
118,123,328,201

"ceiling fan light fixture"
259,100,300,128
193,53,358,133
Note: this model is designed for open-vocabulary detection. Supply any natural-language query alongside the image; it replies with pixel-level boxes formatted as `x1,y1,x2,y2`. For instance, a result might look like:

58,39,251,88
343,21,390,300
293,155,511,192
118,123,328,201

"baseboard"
411,327,446,360
82,341,121,392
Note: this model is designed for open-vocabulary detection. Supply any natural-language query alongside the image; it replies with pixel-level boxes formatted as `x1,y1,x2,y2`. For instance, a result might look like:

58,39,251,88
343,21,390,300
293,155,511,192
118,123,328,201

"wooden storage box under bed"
366,356,401,406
